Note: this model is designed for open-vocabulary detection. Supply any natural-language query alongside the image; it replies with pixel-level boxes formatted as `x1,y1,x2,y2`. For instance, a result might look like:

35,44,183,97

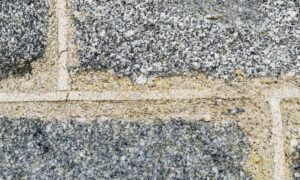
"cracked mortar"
0,0,299,179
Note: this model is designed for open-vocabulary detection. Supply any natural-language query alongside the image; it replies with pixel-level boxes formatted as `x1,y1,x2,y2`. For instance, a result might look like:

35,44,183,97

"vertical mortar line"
57,0,70,91
269,97,285,180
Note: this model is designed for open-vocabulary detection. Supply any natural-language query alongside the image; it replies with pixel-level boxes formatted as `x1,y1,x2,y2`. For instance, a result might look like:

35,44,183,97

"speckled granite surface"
0,117,251,179
0,0,48,78
291,141,300,179
72,0,299,83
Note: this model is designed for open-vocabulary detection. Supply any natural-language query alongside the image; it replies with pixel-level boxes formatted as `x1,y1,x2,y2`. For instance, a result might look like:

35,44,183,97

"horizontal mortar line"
68,90,222,101
0,87,297,103
269,87,300,100
0,90,252,103
0,92,67,102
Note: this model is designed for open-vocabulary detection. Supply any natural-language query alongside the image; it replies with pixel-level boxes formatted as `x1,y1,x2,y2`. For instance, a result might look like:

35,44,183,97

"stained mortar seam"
0,90,247,102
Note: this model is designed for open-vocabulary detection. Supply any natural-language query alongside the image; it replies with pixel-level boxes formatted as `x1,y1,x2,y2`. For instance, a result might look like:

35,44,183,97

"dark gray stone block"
72,0,299,82
0,117,251,179
0,0,49,78
291,141,300,179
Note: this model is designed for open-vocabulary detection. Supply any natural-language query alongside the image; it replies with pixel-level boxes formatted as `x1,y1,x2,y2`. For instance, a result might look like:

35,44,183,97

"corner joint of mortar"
266,86,300,180
268,87,300,101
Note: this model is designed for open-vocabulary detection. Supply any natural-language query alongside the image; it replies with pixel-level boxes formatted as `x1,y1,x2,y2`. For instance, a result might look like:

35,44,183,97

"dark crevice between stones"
0,61,33,79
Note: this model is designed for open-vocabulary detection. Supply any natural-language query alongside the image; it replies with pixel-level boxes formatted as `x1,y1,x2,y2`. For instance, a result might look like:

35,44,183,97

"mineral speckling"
0,0,49,78
291,140,300,180
0,117,251,179
72,0,300,83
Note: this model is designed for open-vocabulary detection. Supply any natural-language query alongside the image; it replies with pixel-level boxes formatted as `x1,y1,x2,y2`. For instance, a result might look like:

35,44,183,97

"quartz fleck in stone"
0,0,49,78
0,117,251,179
71,0,300,82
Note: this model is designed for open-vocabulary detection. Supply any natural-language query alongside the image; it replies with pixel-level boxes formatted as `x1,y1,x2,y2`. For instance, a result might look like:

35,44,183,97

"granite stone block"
72,0,300,83
291,140,300,179
0,117,251,179
0,0,49,78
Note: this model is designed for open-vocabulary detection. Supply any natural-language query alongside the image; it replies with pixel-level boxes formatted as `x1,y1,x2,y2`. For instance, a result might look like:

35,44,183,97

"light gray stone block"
0,0,49,78
72,0,299,82
0,117,251,179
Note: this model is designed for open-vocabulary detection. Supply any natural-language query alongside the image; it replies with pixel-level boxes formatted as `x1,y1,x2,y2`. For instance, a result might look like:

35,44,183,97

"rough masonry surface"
0,0,49,78
0,117,251,179
291,141,300,179
72,0,300,83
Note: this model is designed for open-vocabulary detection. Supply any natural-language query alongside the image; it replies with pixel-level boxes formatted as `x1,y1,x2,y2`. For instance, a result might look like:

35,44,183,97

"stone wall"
0,0,299,179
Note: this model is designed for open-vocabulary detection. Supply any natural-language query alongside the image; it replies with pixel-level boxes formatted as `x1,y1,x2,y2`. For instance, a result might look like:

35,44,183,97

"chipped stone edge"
56,0,70,91
267,87,300,180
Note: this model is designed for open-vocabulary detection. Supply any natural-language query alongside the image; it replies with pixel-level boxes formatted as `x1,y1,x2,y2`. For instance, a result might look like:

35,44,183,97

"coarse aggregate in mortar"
71,0,300,83
0,117,251,179
0,0,49,78
282,100,300,179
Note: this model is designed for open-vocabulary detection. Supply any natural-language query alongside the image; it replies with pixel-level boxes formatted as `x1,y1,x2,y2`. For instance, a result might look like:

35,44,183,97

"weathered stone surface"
0,117,251,179
0,0,49,78
72,0,300,82
290,138,300,179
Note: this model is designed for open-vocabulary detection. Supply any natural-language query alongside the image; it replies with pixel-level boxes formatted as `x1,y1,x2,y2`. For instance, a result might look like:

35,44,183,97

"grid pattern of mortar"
1,0,299,178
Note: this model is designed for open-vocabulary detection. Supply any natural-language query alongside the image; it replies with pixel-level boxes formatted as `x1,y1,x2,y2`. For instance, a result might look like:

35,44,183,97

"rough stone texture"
291,139,300,179
0,0,49,78
0,117,251,179
287,127,300,179
72,0,300,83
